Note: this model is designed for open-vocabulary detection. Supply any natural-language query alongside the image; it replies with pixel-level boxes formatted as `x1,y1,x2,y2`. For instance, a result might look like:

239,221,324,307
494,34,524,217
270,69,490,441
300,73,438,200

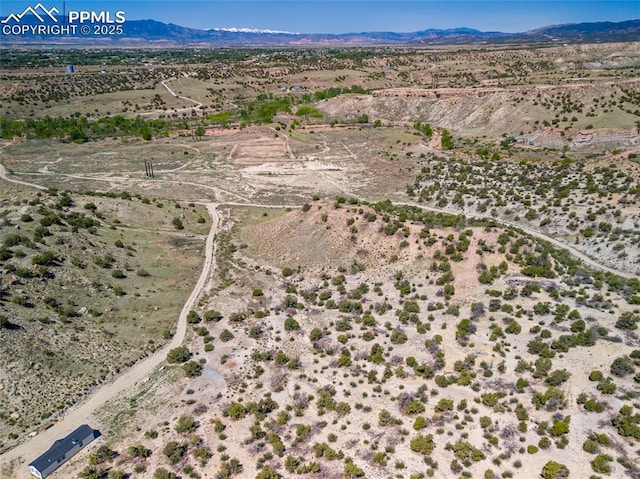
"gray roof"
29,424,100,475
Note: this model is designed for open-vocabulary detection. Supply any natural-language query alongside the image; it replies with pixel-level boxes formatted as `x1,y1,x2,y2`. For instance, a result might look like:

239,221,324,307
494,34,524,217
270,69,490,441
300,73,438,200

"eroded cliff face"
318,79,640,139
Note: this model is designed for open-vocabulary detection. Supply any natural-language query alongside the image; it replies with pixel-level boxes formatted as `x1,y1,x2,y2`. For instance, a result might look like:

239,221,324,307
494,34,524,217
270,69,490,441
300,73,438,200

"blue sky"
2,1,638,33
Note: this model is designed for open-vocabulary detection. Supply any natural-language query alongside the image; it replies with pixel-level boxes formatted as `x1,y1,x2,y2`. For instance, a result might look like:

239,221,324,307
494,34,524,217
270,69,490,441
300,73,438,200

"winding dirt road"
0,203,219,478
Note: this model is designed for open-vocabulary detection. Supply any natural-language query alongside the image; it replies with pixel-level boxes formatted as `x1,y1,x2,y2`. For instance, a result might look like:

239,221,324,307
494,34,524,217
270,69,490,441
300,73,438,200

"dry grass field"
0,185,209,451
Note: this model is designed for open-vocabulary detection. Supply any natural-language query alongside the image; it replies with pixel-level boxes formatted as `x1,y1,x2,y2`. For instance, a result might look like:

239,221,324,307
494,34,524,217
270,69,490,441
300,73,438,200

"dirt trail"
0,203,219,478
138,79,203,117
0,153,47,191
161,79,203,109
8,169,251,204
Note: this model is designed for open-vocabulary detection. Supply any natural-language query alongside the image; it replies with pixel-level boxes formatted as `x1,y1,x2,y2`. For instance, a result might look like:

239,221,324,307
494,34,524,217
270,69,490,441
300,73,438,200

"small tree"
541,461,570,479
154,467,178,479
550,420,569,436
441,129,453,149
413,416,427,430
166,346,190,364
127,444,151,458
89,445,117,465
616,312,638,330
163,441,187,464
255,466,280,479
344,461,365,478
175,414,198,433
220,329,234,342
590,454,612,474
187,310,201,324
172,217,184,230
182,360,203,377
282,267,294,277
204,310,223,322
218,458,243,477
410,434,435,455
77,465,102,479
225,402,247,419
285,316,300,331
611,356,635,377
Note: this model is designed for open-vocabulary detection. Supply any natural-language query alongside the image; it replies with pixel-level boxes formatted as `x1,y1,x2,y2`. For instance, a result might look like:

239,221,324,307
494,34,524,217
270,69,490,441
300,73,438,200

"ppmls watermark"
1,3,126,37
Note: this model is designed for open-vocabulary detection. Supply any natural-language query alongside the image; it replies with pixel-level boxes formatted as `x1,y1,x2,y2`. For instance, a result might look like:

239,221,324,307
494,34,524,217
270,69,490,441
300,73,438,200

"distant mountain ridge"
523,20,640,42
209,27,300,34
1,16,639,45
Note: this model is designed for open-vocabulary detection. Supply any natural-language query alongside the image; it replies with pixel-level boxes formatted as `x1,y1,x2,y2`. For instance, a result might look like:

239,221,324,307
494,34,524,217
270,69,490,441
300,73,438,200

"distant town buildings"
279,86,305,92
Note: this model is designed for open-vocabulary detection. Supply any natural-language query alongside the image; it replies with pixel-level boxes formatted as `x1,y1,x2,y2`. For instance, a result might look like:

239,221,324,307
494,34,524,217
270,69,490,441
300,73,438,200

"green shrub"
31,250,56,266
435,398,454,411
413,416,427,430
166,346,190,363
175,414,198,433
220,329,234,342
550,420,569,437
284,316,300,331
582,439,598,454
590,454,612,474
343,461,365,477
615,312,639,330
403,400,425,415
610,356,635,377
204,310,223,321
128,444,151,458
410,434,435,455
182,361,203,377
162,441,187,464
541,461,569,479
588,370,603,381
390,330,408,344
255,466,280,479
172,217,184,230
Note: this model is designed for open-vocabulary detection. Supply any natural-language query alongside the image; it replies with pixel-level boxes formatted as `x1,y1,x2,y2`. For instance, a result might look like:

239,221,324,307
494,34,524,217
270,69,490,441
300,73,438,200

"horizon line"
85,16,640,36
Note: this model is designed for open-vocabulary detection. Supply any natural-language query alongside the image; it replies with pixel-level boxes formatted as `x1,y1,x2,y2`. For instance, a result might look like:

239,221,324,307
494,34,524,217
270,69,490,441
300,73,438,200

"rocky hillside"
317,79,640,138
